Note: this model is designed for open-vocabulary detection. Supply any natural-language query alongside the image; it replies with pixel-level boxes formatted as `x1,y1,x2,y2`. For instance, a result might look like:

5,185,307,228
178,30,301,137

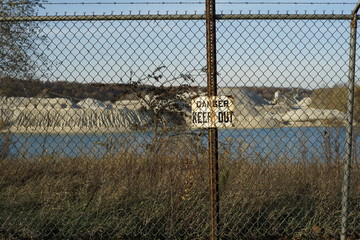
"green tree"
0,0,47,79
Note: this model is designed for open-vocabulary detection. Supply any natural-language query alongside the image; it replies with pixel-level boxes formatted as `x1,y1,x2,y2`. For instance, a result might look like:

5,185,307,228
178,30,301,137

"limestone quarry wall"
0,97,152,130
1,107,152,129
0,90,349,132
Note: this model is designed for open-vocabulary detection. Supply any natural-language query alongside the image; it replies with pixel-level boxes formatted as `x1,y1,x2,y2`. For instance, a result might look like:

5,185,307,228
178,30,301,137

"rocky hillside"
0,78,351,132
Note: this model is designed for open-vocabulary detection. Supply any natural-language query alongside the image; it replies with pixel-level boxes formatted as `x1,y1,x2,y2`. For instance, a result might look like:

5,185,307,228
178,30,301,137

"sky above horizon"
30,1,360,89
37,0,359,16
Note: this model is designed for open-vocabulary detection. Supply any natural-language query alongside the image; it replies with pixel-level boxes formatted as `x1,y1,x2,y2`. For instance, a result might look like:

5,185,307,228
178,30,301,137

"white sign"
191,96,234,128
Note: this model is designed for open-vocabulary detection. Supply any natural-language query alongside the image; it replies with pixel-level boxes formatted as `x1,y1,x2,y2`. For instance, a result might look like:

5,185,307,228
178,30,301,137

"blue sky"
37,1,358,15
33,1,360,89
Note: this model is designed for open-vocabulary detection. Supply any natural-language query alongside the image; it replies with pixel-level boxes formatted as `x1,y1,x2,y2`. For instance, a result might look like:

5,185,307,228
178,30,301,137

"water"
219,127,353,163
1,127,358,162
0,130,154,158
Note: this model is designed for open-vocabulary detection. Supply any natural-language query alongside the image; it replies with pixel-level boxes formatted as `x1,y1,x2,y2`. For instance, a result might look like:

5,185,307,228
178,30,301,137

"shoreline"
0,121,352,134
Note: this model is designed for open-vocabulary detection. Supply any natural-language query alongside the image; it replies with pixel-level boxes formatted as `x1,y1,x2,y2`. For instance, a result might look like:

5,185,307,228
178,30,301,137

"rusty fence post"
206,0,219,239
341,1,360,240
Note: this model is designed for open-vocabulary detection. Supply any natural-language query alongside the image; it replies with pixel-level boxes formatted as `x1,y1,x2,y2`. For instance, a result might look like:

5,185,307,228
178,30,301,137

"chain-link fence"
0,11,359,239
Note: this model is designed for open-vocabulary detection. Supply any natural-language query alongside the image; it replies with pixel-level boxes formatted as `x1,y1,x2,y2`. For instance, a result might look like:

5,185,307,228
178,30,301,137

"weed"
0,132,359,239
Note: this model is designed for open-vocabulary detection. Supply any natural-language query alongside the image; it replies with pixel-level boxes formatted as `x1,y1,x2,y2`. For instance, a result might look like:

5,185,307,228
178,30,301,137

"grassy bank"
1,132,360,240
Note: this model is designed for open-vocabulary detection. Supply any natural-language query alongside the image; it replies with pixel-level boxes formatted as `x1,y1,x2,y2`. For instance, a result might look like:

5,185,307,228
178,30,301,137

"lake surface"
1,127,359,163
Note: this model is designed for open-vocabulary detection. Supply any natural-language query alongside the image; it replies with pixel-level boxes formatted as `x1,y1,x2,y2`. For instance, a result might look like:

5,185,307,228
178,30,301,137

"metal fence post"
206,0,219,239
341,2,360,240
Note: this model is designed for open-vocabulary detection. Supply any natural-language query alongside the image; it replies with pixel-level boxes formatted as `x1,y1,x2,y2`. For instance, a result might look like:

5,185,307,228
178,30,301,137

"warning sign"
191,96,234,128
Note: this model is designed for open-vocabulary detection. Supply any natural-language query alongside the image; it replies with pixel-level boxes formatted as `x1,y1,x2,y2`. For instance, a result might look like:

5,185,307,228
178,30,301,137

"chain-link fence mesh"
216,17,356,239
0,13,359,239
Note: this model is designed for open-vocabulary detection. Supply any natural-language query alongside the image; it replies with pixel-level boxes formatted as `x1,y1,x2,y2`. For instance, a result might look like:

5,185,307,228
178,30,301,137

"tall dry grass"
0,132,360,239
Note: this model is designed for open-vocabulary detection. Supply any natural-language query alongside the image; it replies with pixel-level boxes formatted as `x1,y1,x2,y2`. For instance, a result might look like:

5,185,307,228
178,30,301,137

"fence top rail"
0,13,354,22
